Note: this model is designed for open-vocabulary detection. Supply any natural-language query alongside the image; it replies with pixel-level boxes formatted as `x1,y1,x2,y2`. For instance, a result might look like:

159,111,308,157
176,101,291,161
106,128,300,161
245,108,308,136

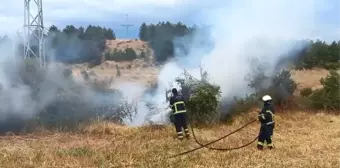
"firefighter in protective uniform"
257,95,275,150
169,88,190,140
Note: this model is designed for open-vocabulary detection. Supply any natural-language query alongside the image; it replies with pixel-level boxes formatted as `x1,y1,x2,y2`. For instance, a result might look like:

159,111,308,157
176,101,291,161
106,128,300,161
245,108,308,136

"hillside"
105,39,152,56
0,111,338,167
1,39,335,167
70,39,159,87
290,68,330,93
70,39,333,92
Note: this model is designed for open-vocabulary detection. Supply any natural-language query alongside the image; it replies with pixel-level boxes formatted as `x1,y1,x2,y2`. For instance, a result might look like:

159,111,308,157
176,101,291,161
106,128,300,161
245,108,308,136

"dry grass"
49,51,338,167
0,111,339,168
105,39,150,56
70,60,159,87
70,39,159,87
291,68,330,93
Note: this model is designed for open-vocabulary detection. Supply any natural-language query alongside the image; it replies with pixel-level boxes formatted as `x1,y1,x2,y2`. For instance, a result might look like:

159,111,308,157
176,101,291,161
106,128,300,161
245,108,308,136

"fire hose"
169,118,258,158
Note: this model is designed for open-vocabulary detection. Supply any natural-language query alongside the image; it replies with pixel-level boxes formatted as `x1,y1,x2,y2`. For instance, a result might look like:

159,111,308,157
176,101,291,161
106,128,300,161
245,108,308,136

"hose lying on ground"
189,118,259,151
169,118,258,158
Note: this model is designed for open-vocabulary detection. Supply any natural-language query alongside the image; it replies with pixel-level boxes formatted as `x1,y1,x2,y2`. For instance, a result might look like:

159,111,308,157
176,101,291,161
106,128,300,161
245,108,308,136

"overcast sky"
0,0,339,40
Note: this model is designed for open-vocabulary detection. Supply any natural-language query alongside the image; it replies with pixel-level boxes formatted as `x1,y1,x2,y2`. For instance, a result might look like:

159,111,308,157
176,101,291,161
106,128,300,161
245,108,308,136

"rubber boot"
177,132,184,140
184,129,190,139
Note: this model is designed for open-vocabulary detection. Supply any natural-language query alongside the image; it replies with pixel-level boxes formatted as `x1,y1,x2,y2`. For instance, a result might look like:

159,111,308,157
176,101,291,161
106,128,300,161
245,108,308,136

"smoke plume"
137,0,337,124
0,0,337,128
0,34,133,133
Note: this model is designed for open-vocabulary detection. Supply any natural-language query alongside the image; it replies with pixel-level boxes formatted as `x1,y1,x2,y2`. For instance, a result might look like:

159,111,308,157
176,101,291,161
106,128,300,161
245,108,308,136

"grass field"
0,111,338,168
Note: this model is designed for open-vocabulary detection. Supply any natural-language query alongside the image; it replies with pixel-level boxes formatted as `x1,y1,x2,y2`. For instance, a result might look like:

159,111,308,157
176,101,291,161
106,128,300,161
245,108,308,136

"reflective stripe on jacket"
173,101,186,114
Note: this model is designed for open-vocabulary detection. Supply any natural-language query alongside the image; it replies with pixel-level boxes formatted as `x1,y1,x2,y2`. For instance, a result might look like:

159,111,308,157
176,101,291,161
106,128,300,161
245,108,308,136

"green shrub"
105,48,137,62
168,70,221,125
221,68,297,121
323,62,340,70
300,88,313,97
309,70,340,111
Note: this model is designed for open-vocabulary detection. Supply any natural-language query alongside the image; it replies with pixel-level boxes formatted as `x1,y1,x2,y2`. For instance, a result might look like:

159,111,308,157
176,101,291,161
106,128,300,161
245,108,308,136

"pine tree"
139,23,148,41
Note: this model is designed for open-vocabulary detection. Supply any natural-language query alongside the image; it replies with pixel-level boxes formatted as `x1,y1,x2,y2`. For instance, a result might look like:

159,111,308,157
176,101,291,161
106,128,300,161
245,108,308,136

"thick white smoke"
0,37,72,121
0,35,96,124
0,0,335,127
129,0,337,125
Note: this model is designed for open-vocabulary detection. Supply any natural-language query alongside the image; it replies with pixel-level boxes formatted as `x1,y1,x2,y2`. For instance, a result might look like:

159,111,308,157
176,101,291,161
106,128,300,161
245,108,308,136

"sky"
0,0,339,41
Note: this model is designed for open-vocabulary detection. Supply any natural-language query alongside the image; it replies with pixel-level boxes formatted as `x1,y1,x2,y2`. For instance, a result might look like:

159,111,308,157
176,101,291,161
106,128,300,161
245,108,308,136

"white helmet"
262,95,272,102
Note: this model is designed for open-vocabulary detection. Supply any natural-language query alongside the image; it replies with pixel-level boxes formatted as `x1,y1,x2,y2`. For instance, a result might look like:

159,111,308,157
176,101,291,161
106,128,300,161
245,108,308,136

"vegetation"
139,22,195,62
300,88,313,97
307,70,340,111
104,48,138,62
0,19,339,167
0,58,136,134
167,69,221,125
295,40,340,70
5,25,115,66
0,21,338,124
46,25,115,64
135,22,340,124
0,112,338,167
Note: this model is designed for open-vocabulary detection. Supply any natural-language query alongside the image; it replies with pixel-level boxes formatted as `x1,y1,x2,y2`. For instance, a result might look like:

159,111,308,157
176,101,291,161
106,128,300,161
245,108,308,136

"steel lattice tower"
121,14,134,38
24,0,45,67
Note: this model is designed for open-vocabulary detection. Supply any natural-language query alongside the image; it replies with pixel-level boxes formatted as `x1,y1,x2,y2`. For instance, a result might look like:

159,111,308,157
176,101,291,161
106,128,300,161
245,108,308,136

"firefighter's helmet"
262,95,272,102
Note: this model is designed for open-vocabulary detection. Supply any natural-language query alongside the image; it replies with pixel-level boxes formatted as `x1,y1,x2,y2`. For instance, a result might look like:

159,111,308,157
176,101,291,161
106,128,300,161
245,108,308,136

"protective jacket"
258,103,275,127
169,93,190,139
169,94,187,114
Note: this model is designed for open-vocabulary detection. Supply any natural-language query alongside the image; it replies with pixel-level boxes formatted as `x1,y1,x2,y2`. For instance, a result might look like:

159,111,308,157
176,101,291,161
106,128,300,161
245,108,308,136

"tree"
139,22,148,41
138,21,195,63
168,70,221,125
328,41,339,62
105,28,116,40
309,70,340,111
62,25,77,36
294,40,340,70
48,25,60,33
45,24,116,64
124,48,137,61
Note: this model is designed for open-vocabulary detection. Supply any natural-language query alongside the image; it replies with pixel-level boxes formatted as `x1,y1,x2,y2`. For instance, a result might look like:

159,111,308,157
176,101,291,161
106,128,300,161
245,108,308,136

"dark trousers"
174,113,189,139
257,125,274,148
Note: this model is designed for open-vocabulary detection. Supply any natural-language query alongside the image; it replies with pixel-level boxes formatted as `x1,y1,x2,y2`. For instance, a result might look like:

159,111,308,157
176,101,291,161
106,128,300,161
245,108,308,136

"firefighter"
169,88,190,140
257,95,275,150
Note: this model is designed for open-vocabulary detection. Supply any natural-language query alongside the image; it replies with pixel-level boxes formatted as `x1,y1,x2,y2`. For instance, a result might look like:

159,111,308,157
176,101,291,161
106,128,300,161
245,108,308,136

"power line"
121,14,134,38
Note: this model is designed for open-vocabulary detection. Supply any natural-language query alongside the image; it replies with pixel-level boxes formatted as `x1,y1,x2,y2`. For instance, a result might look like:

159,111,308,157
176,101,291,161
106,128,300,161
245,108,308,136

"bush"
323,62,340,70
185,82,221,125
309,70,340,111
300,88,313,97
168,69,221,125
219,68,297,122
239,69,297,108
224,94,260,115
105,48,137,62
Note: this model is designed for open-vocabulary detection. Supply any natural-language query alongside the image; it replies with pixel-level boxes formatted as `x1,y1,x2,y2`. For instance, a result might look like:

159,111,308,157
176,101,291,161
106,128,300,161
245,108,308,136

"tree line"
139,21,195,62
1,21,339,69
0,25,116,65
294,40,340,70
46,25,116,64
